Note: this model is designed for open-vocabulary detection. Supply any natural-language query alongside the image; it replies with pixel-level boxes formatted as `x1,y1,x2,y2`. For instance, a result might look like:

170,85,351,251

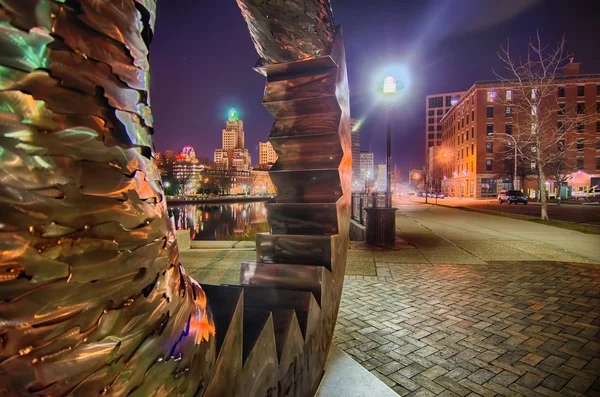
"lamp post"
501,133,518,190
382,76,396,208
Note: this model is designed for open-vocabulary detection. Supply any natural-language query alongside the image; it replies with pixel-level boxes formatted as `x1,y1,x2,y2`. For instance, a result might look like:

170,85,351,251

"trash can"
365,207,397,247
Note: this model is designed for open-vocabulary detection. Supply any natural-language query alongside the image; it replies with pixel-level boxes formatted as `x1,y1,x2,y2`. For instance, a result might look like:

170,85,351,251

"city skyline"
150,0,600,172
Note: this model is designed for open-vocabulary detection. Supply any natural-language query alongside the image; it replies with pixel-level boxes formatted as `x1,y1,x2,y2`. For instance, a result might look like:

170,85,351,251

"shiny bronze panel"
0,2,216,396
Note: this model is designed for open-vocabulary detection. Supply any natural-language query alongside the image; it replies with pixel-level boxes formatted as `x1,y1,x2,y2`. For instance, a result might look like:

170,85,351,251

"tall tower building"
425,91,465,157
214,107,251,171
258,140,278,165
359,151,374,182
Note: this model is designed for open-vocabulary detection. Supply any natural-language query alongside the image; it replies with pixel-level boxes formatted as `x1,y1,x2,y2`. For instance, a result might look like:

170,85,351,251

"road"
402,196,600,226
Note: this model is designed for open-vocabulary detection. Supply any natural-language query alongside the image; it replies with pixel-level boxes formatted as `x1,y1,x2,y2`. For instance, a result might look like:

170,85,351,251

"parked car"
498,190,528,204
436,192,445,199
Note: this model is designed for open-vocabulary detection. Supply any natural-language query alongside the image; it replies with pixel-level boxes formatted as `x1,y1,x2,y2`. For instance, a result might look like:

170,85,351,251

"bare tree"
494,33,598,220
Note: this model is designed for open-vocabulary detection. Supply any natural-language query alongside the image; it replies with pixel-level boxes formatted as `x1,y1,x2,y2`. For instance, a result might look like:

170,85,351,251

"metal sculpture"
0,0,350,395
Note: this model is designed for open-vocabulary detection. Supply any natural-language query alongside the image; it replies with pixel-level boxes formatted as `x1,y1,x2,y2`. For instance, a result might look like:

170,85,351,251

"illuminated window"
486,142,493,154
558,103,565,116
486,124,493,136
486,159,493,172
531,89,537,99
506,90,512,101
487,91,495,102
505,107,512,117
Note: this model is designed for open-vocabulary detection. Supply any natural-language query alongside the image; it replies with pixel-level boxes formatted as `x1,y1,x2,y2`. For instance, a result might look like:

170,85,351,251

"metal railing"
350,193,387,226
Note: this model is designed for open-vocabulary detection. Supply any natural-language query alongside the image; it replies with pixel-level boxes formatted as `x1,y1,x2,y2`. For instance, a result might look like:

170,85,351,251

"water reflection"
168,201,268,240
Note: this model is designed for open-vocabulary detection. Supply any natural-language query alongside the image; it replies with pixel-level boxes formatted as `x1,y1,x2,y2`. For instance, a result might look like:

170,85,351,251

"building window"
486,159,493,172
506,90,512,101
428,110,434,116
428,142,434,147
428,133,435,139
597,157,600,171
429,96,443,108
471,127,474,139
471,144,474,154
597,122,600,133
466,147,469,156
486,91,495,102
577,157,584,170
558,86,565,97
437,109,443,116
558,140,565,151
577,140,584,151
531,105,537,116
486,106,494,118
428,126,434,132
598,102,600,113
428,117,435,123
597,85,600,96
577,85,585,96
436,133,442,139
436,125,442,131
506,124,513,135
577,122,584,133
471,110,474,121
466,115,469,124
445,96,452,107
486,124,493,136
462,119,465,128
505,106,512,117
531,89,537,99
557,121,564,133
486,142,493,154
558,103,565,116
596,140,600,151
481,178,497,195
577,102,585,114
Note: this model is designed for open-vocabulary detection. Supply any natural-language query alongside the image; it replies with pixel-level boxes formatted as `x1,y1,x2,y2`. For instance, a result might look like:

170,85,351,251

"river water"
168,201,268,240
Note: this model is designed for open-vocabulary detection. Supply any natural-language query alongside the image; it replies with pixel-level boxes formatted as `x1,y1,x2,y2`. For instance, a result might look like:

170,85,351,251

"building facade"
425,91,465,156
376,164,387,192
359,151,374,187
351,118,361,190
214,107,251,171
258,140,278,165
439,68,600,198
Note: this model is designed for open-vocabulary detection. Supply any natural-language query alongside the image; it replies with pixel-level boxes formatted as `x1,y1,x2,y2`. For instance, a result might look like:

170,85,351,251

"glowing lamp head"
383,76,397,94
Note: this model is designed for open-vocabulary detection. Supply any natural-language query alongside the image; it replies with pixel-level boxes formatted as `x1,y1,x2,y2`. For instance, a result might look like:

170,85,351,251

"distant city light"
383,76,397,94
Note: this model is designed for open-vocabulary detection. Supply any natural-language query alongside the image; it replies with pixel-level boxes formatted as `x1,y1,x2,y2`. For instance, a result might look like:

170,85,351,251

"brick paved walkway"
334,262,600,396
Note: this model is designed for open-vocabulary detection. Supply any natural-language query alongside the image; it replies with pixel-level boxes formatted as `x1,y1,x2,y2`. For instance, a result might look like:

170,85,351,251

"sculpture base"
316,346,397,397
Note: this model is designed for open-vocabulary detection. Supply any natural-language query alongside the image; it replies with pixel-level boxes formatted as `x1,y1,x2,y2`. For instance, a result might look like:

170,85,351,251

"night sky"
150,0,600,173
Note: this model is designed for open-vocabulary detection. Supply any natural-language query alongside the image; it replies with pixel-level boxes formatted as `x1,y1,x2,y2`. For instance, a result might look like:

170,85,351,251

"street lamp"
382,76,397,208
500,133,518,190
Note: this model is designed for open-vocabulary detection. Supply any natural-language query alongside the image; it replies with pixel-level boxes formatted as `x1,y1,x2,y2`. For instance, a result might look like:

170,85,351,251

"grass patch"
447,205,600,235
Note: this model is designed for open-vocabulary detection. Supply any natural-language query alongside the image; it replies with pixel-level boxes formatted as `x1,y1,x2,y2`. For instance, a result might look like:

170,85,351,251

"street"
404,196,600,227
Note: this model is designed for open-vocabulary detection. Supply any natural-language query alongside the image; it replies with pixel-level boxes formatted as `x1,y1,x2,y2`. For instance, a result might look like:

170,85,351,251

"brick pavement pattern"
334,262,600,396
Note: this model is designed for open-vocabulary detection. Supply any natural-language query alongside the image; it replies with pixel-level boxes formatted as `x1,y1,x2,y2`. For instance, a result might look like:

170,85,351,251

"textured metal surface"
236,0,335,65
1,1,349,396
0,1,216,396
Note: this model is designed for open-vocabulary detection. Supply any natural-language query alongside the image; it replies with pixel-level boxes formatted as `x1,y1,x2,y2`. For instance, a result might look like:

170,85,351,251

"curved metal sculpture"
0,0,350,396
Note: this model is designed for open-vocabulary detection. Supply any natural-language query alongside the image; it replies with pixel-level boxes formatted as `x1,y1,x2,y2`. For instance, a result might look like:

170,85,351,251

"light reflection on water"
168,201,268,240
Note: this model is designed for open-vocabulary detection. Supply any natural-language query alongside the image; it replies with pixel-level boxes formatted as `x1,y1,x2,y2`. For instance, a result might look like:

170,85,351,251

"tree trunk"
537,164,549,220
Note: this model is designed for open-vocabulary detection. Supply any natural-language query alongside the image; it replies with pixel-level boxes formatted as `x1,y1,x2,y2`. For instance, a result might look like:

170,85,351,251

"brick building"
439,67,600,198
